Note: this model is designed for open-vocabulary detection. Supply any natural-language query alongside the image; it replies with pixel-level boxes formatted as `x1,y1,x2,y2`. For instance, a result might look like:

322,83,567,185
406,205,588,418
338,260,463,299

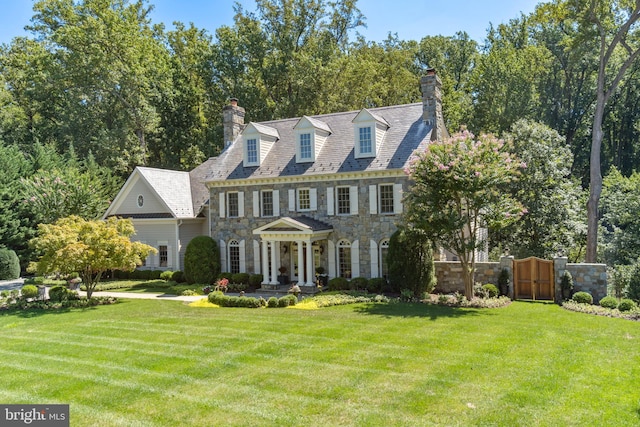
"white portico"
252,216,332,287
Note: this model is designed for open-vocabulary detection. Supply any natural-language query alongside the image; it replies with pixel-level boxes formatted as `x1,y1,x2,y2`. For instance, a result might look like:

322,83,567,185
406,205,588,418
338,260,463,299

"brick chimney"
420,69,448,141
222,98,245,148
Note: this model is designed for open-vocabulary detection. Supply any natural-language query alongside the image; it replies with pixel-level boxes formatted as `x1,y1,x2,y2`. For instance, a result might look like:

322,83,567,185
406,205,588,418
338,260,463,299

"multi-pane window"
299,133,312,160
379,184,394,214
247,138,258,164
261,190,273,217
159,245,168,268
228,240,240,274
227,192,239,217
297,188,310,211
359,127,372,154
337,187,350,214
380,239,390,278
337,240,352,278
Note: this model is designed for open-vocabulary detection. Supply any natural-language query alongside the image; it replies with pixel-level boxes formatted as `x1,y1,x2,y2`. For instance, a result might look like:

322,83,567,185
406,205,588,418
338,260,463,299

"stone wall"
434,257,608,303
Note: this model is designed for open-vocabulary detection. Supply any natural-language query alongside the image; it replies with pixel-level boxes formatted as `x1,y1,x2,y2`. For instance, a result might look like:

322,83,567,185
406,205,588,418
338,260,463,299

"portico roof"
252,216,333,240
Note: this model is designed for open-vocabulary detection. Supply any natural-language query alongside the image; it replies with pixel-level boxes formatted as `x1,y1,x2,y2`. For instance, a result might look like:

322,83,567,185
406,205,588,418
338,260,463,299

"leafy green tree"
387,228,435,298
491,120,586,259
405,130,524,299
0,248,21,280
184,236,220,285
30,216,156,298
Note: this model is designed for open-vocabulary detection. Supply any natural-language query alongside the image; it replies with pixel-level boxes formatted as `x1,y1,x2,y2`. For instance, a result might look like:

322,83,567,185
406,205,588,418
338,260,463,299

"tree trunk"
586,90,606,263
461,259,473,300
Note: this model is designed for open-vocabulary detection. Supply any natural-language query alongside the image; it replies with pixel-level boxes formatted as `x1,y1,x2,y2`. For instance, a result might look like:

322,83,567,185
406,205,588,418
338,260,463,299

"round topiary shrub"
160,270,174,281
21,284,38,299
367,277,386,293
249,274,263,289
482,284,499,298
617,298,637,312
328,277,349,291
231,273,250,285
599,296,619,309
184,236,220,285
172,270,185,283
572,291,593,305
0,248,20,280
267,296,278,308
349,277,368,291
48,285,76,302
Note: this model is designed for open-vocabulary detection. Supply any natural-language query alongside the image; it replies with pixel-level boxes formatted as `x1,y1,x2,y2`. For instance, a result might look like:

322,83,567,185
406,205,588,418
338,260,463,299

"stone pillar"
261,240,269,285
306,240,315,286
297,241,305,287
270,241,278,285
499,256,514,299
222,99,245,148
554,257,568,304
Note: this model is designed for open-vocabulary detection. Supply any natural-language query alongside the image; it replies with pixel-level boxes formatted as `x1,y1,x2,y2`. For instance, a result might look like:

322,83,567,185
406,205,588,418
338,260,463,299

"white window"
337,240,352,279
261,190,273,217
299,133,312,160
359,127,372,155
336,187,350,215
227,192,239,217
228,240,240,274
380,239,390,278
297,188,310,211
379,184,394,214
246,138,258,164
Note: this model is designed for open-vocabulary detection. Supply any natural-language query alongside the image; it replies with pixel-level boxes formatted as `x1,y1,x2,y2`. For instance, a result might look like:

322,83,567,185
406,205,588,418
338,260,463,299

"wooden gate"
514,257,554,300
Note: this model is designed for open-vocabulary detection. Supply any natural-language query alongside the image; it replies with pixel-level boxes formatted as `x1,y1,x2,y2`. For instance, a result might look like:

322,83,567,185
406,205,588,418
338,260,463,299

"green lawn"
1,300,639,426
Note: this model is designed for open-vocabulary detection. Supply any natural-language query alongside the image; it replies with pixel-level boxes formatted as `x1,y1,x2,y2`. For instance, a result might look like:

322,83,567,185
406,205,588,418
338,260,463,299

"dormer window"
242,122,279,167
299,133,312,160
352,109,389,159
246,138,258,164
294,116,331,163
359,127,372,155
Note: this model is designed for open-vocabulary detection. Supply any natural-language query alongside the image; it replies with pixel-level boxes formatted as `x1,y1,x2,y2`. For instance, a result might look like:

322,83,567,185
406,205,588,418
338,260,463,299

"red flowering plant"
214,278,229,293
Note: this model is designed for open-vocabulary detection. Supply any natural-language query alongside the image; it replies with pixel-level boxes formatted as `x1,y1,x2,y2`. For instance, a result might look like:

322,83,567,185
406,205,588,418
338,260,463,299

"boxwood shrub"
21,284,39,299
328,277,349,291
171,270,185,283
350,277,368,291
367,278,387,294
267,296,278,308
599,295,619,309
572,291,593,305
206,291,261,308
617,298,637,312
49,285,78,302
482,284,499,298
249,274,263,289
231,273,250,285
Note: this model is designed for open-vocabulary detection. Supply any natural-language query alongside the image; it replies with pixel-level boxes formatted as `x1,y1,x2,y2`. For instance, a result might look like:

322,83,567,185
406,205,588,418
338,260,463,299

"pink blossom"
520,162,527,169
474,171,481,177
438,163,449,171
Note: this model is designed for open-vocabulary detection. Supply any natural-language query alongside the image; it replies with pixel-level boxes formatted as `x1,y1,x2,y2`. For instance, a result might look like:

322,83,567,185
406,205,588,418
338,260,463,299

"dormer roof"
295,115,332,134
352,108,390,128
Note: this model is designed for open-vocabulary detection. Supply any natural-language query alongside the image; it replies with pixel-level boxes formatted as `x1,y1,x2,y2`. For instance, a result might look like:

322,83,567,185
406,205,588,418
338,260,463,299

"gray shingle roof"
205,103,432,182
189,157,217,214
137,167,194,218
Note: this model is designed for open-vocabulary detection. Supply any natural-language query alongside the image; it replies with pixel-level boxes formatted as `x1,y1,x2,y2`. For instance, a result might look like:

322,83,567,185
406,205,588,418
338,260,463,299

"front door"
291,242,321,281
514,257,554,300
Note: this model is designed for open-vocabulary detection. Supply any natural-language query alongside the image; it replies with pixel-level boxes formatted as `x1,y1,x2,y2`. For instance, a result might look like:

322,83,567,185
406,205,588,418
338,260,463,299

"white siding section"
219,192,225,218
113,177,169,215
351,240,360,278
370,240,379,278
288,189,295,211
375,122,386,153
273,190,280,216
369,185,377,214
238,191,245,217
328,240,336,278
253,191,259,217
239,240,246,273
394,183,403,214
327,187,334,215
349,186,358,215
131,222,177,270
309,188,317,211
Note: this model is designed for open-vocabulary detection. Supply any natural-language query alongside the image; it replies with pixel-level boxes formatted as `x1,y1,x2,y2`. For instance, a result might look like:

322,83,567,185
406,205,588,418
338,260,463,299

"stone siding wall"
434,261,501,294
565,263,608,303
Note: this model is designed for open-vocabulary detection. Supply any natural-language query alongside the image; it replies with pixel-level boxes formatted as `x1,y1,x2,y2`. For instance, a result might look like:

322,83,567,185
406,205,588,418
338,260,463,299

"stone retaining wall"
434,261,501,294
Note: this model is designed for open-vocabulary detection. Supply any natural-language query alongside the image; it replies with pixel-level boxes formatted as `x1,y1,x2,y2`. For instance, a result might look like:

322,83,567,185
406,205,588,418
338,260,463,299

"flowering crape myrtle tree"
30,216,156,298
405,130,525,300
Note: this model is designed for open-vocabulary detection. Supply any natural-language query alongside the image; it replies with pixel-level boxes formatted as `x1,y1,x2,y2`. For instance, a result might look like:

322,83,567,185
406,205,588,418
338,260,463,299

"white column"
306,240,314,286
270,241,278,284
261,240,269,284
297,241,305,286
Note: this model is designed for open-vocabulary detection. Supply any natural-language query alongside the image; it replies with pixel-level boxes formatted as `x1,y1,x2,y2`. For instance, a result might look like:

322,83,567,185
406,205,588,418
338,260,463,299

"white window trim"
378,183,395,215
245,137,259,166
297,132,314,162
297,187,311,211
261,189,275,217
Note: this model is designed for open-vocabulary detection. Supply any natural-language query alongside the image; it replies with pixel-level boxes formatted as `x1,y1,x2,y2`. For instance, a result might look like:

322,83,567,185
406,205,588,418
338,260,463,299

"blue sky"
0,0,542,46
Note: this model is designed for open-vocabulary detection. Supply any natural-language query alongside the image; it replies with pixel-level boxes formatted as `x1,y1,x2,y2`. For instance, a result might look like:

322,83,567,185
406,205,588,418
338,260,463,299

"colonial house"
105,70,451,287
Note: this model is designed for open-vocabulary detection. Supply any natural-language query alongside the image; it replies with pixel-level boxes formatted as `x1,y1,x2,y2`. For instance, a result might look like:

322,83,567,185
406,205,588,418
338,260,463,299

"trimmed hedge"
572,291,593,305
328,277,349,291
21,285,39,299
231,273,250,285
599,296,619,309
0,248,20,280
49,285,78,303
207,291,261,308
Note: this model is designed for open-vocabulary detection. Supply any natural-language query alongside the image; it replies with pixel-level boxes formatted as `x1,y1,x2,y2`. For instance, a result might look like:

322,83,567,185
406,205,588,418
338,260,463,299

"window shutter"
289,189,295,211
310,188,317,211
253,191,259,217
327,187,334,216
369,185,377,214
219,240,227,272
239,240,246,273
328,240,336,278
167,245,173,269
273,190,280,216
393,183,403,214
351,240,360,278
238,192,245,217
219,192,225,218
370,240,379,278
253,240,261,274
349,186,358,215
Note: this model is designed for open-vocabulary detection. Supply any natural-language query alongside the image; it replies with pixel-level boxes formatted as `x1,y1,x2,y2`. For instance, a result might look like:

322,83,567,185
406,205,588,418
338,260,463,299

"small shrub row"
303,293,389,308
114,269,165,281
427,293,512,308
327,277,390,293
207,291,264,308
563,299,640,321
1,296,118,311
